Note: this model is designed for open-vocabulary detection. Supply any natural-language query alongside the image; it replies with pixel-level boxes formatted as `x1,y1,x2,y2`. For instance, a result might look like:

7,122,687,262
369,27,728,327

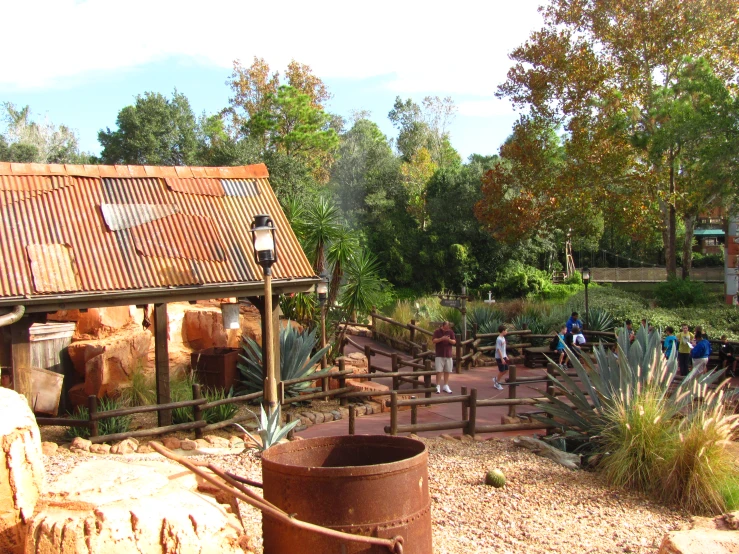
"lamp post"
582,267,591,329
251,214,278,415
316,272,328,369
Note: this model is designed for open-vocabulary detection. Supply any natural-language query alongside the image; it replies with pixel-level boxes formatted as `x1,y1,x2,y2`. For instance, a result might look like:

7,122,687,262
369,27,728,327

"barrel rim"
262,434,427,477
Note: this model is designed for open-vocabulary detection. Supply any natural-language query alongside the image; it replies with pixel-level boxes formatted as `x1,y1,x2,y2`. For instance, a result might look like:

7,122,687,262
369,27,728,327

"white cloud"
1,0,543,95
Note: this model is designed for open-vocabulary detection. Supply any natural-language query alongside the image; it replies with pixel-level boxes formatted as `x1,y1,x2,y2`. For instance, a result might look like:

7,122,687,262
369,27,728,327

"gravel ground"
43,437,687,554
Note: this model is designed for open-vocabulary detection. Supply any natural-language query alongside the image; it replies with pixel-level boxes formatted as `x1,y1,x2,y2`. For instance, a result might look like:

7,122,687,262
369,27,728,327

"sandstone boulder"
48,307,134,339
0,388,45,554
182,307,241,350
67,330,152,400
658,512,739,554
26,459,253,553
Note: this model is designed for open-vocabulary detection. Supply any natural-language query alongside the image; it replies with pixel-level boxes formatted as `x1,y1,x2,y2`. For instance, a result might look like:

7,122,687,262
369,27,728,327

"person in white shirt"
493,325,508,391
572,325,586,357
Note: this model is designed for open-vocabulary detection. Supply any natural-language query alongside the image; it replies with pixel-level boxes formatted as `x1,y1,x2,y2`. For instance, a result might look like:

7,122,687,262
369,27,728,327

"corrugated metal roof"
0,163,315,302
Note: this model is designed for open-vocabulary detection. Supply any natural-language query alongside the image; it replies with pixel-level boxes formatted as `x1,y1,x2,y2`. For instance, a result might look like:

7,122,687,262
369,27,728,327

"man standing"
433,321,456,394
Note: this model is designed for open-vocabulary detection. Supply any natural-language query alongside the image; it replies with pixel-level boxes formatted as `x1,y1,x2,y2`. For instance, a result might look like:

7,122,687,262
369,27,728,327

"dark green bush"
64,397,132,440
692,251,724,268
493,261,551,299
655,278,708,308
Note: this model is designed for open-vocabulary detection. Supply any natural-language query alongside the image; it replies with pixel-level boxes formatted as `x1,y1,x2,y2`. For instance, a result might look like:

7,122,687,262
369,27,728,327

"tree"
497,0,739,277
1,103,87,163
400,147,437,230
98,90,199,166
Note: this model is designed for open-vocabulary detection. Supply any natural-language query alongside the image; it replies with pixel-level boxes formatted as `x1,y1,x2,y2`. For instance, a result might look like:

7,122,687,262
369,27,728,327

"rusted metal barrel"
261,435,431,553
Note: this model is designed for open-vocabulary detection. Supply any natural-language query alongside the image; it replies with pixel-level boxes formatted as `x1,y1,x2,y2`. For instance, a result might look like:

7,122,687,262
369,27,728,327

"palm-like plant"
303,196,343,273
585,307,615,332
237,324,330,398
326,227,359,306
279,292,317,326
339,249,386,321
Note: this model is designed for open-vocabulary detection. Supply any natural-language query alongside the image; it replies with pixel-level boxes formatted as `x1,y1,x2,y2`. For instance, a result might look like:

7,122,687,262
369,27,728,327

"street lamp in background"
316,272,329,369
251,214,278,415
582,267,591,329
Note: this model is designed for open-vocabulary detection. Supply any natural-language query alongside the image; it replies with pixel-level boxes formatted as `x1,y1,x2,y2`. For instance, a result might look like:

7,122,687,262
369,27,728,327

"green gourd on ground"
485,469,506,488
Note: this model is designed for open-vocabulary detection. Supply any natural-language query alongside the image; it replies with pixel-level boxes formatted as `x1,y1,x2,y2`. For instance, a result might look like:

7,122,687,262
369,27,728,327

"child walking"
493,325,508,391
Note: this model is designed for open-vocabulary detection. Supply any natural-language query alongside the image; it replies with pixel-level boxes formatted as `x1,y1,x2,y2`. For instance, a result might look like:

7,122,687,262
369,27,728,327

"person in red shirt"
432,321,456,394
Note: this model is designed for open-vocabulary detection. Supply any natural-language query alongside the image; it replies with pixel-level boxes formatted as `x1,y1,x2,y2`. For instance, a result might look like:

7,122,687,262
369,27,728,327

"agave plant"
237,324,330,398
233,405,299,451
585,307,615,332
535,325,723,445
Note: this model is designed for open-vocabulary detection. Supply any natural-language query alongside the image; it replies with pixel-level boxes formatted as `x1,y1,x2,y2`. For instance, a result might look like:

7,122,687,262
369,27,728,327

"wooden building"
0,162,317,421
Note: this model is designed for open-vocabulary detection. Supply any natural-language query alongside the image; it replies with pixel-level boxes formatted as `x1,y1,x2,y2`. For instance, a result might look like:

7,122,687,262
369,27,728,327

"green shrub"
119,365,156,407
493,261,552,299
537,326,739,514
64,397,132,440
655,278,709,308
692,251,724,268
171,371,197,424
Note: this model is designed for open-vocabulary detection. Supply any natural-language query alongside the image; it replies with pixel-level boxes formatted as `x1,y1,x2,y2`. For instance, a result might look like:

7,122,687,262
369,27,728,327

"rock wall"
26,459,253,553
0,388,44,554
48,307,134,340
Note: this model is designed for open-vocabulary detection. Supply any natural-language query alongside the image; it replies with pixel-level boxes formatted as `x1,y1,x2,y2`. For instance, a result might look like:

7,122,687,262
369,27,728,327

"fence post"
390,392,398,436
370,307,377,340
424,359,433,403
461,386,468,422
348,405,356,435
466,388,477,437
192,384,203,439
278,381,285,406
321,372,329,401
410,396,417,427
365,345,373,382
455,341,462,374
338,358,348,407
546,363,556,436
287,413,296,440
507,364,518,419
87,395,98,438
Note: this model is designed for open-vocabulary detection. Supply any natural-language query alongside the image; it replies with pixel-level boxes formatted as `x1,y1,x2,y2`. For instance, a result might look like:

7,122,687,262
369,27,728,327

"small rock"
195,439,210,449
440,434,457,442
70,437,92,452
110,438,138,454
330,410,342,420
41,441,59,456
299,415,312,426
314,412,325,424
460,434,473,443
228,436,244,448
365,403,374,415
180,439,198,450
291,436,304,441
162,437,182,450
136,444,154,454
89,443,111,454
205,435,231,448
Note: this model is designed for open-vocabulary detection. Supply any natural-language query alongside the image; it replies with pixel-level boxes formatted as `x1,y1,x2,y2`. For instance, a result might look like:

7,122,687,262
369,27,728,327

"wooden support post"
455,341,462,374
389,392,398,436
338,358,348,407
154,303,171,426
424,359,432,403
286,413,296,440
546,363,555,436
461,387,468,422
271,294,281,391
411,396,417,426
370,307,376,340
466,388,477,437
409,320,416,354
278,381,285,405
508,364,518,419
348,405,356,435
88,395,98,438
321,374,329,401
192,384,203,439
365,345,373,381
10,316,34,405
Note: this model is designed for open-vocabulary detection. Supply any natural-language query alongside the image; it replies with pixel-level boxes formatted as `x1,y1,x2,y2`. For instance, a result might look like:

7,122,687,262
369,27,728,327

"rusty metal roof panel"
0,164,314,302
164,177,225,197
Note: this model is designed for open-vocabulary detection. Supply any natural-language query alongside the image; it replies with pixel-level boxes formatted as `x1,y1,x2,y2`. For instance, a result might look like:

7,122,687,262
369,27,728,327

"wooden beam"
10,317,33,405
154,303,171,426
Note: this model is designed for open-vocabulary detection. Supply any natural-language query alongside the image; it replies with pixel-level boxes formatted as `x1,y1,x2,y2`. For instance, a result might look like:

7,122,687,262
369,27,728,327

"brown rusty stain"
261,435,432,554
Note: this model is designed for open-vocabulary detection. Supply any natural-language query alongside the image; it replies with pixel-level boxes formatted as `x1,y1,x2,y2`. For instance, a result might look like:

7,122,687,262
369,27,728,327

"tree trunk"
682,215,696,280
666,150,678,278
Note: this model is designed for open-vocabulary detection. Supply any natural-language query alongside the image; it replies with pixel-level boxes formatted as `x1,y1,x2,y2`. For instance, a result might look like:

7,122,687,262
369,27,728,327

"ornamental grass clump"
537,324,738,514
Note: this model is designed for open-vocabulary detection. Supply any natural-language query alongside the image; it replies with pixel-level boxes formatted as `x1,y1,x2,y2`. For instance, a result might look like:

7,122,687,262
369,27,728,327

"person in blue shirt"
663,326,678,360
566,312,580,333
690,330,712,374
557,325,567,367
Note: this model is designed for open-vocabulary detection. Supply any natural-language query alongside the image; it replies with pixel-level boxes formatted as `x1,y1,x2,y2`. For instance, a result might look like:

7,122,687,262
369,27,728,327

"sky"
0,0,545,161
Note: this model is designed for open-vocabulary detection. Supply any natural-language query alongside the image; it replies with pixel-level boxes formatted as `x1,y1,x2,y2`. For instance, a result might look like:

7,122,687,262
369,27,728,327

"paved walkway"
297,335,550,440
